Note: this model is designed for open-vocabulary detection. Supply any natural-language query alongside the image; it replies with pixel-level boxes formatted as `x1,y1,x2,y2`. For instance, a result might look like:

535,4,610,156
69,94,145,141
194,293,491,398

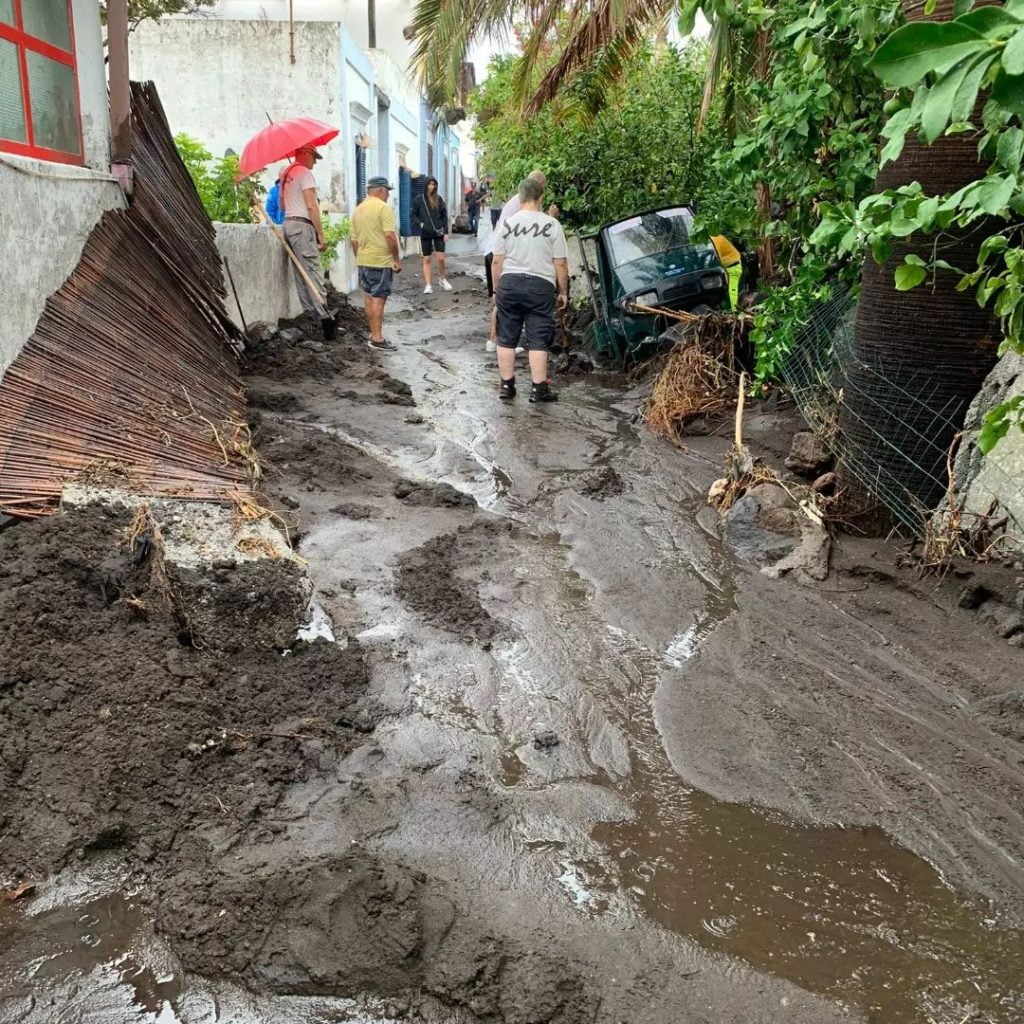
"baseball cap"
367,176,393,190
296,146,322,161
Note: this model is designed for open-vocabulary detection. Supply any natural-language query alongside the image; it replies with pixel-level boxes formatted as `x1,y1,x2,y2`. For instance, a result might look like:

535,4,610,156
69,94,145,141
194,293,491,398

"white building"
0,0,124,376
130,0,476,241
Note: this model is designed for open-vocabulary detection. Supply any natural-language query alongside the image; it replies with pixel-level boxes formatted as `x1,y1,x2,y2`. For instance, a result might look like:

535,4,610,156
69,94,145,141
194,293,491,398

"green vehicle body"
578,205,728,361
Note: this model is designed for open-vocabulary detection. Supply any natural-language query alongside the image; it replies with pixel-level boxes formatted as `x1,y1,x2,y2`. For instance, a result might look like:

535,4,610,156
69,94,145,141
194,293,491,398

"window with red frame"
0,0,83,165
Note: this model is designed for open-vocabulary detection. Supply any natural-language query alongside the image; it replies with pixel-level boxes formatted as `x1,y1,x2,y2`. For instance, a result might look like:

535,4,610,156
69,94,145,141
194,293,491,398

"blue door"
399,167,413,237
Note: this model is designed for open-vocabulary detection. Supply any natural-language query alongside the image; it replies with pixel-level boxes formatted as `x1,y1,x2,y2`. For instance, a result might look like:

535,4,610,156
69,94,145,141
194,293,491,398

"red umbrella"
238,117,339,176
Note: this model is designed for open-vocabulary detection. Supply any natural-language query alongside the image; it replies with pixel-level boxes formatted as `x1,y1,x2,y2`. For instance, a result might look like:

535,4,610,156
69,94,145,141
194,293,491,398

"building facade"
130,0,472,237
0,0,124,376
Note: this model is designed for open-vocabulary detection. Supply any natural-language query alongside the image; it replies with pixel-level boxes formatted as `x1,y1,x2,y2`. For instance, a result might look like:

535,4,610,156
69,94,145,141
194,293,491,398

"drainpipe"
289,0,295,64
368,0,376,48
107,0,133,194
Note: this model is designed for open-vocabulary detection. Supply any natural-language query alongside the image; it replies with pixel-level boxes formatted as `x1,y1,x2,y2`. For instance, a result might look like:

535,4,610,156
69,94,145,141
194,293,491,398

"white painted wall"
201,0,418,73
130,19,346,206
0,0,124,377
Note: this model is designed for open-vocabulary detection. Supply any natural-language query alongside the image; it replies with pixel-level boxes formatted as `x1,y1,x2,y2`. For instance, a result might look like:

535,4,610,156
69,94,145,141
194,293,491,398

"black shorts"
420,234,446,256
496,273,555,351
484,252,494,297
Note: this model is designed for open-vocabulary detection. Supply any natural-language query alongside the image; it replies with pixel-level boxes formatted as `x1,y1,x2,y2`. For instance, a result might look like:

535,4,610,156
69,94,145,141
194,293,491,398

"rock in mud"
395,530,496,641
785,431,833,478
380,375,416,407
723,483,803,565
330,502,383,520
393,479,477,509
580,466,625,500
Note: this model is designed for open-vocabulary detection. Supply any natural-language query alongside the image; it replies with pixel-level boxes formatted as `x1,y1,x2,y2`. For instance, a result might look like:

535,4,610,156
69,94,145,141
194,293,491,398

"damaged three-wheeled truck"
577,204,756,362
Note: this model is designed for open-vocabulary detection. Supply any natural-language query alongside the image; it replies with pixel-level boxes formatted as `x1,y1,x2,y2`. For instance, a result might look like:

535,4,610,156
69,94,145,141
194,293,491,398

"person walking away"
412,176,452,294
281,146,329,321
710,234,743,310
467,183,481,235
484,169,553,352
491,176,569,403
351,176,402,352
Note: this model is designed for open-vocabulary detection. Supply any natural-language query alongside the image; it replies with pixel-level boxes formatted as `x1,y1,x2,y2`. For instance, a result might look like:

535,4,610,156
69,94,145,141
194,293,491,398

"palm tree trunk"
838,0,1002,531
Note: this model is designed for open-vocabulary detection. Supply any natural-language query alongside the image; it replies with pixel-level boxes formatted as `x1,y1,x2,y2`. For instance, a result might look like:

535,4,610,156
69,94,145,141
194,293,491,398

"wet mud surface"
2,238,1024,1023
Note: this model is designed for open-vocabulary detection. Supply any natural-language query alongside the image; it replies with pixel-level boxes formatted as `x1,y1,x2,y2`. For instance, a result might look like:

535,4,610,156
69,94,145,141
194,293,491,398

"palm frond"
525,0,674,113
407,0,521,108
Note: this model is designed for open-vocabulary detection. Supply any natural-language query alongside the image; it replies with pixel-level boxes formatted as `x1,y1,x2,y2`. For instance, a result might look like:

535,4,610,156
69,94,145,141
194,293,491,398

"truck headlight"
632,291,659,307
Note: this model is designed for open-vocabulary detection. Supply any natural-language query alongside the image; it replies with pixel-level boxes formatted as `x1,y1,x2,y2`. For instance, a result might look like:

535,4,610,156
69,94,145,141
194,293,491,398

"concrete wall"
131,20,346,207
952,351,1024,554
0,0,124,377
201,0,418,72
216,223,302,328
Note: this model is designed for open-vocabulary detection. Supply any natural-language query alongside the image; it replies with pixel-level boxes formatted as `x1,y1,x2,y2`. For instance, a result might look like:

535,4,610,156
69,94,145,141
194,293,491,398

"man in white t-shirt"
483,169,559,352
280,145,329,320
491,176,569,403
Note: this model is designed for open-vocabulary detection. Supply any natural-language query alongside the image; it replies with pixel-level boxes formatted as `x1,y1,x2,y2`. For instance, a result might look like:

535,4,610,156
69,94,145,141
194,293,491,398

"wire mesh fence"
778,283,1024,545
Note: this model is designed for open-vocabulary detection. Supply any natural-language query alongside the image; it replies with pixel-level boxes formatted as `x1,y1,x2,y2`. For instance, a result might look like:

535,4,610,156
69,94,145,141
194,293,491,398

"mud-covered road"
2,235,1024,1024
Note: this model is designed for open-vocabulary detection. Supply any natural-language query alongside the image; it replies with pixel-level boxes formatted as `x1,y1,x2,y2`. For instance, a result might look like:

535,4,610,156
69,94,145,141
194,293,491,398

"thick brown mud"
2,238,1024,1024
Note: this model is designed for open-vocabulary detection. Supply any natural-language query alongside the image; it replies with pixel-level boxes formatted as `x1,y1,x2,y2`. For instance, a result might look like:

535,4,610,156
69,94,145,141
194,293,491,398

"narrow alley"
3,236,1024,1024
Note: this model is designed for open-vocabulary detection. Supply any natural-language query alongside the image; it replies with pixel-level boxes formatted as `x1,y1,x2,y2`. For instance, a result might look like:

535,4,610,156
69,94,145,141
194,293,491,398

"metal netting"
778,283,1024,541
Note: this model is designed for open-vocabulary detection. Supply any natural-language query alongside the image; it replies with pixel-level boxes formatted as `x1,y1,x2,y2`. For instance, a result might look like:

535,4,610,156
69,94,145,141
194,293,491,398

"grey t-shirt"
493,210,568,285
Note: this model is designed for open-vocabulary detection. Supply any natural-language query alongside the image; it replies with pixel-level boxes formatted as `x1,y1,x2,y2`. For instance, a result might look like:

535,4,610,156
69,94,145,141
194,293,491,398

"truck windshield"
604,208,695,268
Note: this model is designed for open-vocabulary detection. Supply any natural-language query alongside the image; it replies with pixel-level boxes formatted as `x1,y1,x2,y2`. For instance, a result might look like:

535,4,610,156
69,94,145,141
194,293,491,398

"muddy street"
3,236,1024,1024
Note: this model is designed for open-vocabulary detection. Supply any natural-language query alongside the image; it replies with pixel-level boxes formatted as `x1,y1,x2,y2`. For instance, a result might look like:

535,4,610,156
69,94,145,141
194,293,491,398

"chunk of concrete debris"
533,730,560,751
785,431,833,477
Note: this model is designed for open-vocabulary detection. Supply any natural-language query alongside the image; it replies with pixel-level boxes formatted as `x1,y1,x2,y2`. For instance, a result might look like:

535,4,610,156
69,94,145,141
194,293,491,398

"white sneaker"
485,339,497,353
424,284,433,294
515,346,525,354
440,279,453,291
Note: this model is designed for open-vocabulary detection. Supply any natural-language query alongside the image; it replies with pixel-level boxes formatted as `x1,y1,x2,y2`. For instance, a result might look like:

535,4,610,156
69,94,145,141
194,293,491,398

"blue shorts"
359,266,393,298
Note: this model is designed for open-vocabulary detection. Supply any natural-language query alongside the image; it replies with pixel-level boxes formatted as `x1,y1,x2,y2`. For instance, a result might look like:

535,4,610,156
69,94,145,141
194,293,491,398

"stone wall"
951,351,1024,554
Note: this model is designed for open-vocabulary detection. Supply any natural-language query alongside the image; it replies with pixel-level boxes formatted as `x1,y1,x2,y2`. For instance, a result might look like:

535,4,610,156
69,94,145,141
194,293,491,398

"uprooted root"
643,318,740,443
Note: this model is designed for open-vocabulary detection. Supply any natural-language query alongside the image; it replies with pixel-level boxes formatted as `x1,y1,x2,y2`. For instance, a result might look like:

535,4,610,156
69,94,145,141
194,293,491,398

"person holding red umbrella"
280,145,329,320
238,117,338,327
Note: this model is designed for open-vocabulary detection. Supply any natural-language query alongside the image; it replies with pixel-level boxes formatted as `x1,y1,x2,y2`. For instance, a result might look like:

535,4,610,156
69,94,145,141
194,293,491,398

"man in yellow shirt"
351,176,402,351
710,234,743,311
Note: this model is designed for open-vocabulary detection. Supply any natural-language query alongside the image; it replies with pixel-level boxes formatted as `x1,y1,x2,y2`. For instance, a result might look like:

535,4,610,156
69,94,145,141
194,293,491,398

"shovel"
254,205,337,338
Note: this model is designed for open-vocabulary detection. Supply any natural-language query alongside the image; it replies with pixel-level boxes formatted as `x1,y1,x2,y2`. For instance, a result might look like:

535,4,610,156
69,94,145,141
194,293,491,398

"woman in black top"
412,177,452,294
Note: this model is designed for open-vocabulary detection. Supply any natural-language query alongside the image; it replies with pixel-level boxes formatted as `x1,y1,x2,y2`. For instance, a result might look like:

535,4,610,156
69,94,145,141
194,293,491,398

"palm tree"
838,0,1002,529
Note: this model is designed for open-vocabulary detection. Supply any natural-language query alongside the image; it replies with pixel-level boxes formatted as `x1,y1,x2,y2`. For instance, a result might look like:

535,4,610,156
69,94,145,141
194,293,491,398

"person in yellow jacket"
710,234,743,310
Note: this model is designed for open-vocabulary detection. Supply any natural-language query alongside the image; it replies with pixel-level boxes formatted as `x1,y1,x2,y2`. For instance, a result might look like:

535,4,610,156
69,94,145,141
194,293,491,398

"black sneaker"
529,381,558,403
499,378,517,401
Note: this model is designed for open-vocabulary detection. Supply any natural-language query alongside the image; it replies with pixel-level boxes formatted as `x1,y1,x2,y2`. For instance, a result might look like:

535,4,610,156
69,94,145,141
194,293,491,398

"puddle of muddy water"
0,881,409,1024
528,530,1024,1022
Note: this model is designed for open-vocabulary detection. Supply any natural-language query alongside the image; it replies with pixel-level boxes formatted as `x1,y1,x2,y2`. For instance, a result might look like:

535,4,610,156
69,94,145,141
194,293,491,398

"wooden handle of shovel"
254,204,328,310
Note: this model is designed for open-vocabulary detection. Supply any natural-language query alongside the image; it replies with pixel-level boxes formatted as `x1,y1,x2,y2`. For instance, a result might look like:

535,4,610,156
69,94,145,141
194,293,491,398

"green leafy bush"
322,217,351,274
174,133,264,225
471,45,719,234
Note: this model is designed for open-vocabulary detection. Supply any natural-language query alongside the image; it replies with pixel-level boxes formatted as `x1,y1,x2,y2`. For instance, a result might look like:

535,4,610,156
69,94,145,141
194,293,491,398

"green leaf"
922,54,977,142
978,404,1012,453
973,173,1017,215
869,22,986,88
895,261,927,290
904,252,926,267
957,7,1022,37
1003,26,1024,75
950,52,998,123
997,126,1024,169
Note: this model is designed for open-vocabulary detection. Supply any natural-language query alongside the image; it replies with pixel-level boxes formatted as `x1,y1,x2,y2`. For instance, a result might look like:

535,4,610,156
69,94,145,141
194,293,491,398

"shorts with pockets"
496,273,555,351
359,266,393,298
420,234,446,256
